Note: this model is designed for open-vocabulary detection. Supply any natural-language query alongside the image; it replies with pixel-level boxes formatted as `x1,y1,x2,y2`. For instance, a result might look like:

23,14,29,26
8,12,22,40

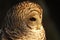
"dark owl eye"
29,17,36,21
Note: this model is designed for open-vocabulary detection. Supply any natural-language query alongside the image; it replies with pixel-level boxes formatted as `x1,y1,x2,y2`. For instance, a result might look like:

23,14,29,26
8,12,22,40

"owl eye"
29,17,36,21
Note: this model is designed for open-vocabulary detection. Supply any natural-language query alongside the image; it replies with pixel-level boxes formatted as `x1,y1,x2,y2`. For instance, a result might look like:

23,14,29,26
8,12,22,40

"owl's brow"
25,10,41,17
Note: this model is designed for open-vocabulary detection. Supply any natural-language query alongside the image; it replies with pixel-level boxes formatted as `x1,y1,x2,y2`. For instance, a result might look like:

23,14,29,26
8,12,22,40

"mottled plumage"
2,1,46,40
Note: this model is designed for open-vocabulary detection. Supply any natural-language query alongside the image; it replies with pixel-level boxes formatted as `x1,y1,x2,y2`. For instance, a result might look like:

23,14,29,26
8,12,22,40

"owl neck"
2,25,46,40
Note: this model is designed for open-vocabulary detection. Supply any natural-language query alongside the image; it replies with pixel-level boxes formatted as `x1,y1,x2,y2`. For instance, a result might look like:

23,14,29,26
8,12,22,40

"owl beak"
36,25,41,30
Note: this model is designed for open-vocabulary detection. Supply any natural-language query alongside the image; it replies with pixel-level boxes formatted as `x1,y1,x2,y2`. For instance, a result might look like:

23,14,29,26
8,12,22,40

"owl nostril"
29,17,36,21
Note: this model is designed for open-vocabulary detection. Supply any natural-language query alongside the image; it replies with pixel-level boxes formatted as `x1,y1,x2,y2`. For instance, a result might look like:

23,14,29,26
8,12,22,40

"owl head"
2,1,45,39
4,1,43,30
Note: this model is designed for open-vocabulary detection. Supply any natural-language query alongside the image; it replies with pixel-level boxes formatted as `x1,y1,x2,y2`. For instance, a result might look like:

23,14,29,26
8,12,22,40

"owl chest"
15,30,45,40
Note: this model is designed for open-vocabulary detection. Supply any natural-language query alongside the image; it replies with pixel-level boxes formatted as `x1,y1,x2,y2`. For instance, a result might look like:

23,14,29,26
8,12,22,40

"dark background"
0,0,60,40
45,0,60,32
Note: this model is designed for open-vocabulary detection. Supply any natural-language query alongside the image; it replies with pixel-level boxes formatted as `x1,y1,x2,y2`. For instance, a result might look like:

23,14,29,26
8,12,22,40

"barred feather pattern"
2,1,46,40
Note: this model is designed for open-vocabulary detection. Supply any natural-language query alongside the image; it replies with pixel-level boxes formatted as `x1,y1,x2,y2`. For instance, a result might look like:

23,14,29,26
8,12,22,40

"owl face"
25,10,42,30
14,1,43,30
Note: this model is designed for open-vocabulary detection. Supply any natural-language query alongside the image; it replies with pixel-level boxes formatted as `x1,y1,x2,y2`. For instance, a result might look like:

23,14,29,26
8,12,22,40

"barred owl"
2,1,46,40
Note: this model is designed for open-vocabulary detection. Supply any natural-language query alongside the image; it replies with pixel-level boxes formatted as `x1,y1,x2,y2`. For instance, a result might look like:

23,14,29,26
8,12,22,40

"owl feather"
2,1,46,40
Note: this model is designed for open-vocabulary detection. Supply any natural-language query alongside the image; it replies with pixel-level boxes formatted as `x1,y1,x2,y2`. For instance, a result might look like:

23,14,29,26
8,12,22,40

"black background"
44,0,60,40
45,0,60,32
0,0,60,40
